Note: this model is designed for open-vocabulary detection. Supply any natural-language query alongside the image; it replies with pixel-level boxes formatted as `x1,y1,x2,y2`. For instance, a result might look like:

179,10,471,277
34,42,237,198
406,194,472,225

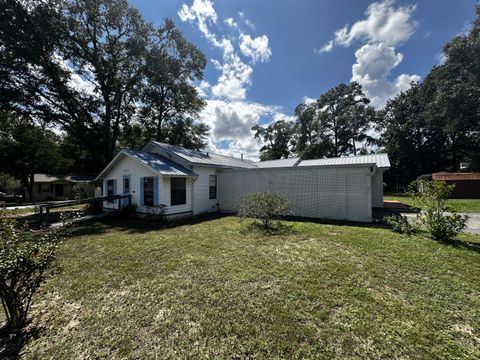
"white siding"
100,155,194,215
161,176,193,215
218,166,373,222
371,170,384,208
192,166,219,215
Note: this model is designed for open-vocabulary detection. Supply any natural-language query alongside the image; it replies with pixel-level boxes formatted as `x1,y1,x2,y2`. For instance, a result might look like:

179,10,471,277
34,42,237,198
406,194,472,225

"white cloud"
239,33,272,63
178,0,217,42
314,40,334,54
351,43,420,108
317,0,416,53
303,96,316,105
179,1,281,157
199,99,291,160
211,55,253,100
224,17,238,29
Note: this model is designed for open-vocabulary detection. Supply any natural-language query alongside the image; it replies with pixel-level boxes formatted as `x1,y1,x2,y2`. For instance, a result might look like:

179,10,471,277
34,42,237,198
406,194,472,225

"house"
32,174,96,202
418,172,480,198
96,141,390,222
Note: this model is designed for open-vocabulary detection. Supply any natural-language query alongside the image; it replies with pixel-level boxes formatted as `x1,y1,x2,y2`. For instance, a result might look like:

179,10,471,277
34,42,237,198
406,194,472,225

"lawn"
385,194,480,213
10,216,480,358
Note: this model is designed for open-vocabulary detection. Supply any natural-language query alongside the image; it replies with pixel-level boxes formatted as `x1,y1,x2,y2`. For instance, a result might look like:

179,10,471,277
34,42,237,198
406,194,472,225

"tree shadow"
436,238,480,254
0,322,40,359
240,220,297,236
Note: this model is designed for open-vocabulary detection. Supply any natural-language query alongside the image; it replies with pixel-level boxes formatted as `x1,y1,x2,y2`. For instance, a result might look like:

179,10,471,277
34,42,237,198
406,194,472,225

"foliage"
407,180,468,241
0,114,73,196
294,82,376,159
0,0,208,172
0,173,21,194
379,5,480,188
0,209,74,334
72,182,92,200
385,215,418,235
238,191,290,230
252,120,292,160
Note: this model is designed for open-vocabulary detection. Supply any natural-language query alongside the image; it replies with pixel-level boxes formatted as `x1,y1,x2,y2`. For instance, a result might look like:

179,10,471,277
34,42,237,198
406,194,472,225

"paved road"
402,212,480,235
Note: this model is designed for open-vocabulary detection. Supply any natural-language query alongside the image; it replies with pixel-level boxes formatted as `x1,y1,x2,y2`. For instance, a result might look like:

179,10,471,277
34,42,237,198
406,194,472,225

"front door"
55,184,64,198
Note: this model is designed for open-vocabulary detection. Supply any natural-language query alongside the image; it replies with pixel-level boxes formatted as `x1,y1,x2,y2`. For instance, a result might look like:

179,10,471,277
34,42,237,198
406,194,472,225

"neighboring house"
32,174,95,202
419,172,480,198
96,141,390,222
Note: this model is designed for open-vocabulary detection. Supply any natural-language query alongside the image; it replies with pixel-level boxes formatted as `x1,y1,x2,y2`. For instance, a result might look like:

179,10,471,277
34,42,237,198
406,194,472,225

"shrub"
385,215,418,235
238,191,290,230
407,180,467,241
0,208,74,334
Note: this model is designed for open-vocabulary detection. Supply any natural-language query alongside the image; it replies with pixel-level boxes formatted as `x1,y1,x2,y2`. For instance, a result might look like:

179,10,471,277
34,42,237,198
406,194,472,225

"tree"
379,83,445,189
293,82,375,159
0,0,208,172
252,120,292,161
140,18,208,147
0,114,72,200
0,173,21,195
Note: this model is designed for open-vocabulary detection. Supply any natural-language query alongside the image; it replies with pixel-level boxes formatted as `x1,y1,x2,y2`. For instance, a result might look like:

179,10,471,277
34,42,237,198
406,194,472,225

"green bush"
407,180,467,241
385,215,418,235
0,208,74,334
238,191,290,230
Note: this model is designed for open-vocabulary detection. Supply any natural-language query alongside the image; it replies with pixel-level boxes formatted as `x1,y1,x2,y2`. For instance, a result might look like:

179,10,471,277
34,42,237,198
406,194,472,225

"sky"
129,0,477,159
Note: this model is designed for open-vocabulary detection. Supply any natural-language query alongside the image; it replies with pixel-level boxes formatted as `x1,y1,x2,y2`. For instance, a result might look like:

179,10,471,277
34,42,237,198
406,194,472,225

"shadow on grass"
0,322,40,359
437,238,480,254
239,220,297,236
69,212,232,238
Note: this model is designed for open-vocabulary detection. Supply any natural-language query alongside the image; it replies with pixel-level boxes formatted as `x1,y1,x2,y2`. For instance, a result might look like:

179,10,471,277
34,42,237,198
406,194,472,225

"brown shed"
430,172,480,198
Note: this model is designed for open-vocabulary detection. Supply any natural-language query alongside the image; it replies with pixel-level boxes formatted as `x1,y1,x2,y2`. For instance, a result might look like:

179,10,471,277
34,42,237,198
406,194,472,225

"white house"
96,141,390,222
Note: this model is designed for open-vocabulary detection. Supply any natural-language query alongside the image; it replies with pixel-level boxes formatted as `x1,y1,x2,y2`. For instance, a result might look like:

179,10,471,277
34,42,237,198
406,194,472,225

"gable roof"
145,142,390,170
147,141,256,168
34,174,95,183
96,150,197,180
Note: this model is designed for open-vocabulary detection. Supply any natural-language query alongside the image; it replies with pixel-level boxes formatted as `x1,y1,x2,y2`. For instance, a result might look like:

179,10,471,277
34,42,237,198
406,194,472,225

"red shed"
431,172,480,198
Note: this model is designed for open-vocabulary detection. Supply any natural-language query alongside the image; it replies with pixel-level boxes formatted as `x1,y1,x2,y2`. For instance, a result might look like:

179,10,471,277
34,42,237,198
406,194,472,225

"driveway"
401,212,480,235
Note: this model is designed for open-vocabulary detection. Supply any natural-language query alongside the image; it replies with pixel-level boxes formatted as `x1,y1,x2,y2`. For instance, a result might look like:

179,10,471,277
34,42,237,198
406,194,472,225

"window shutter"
140,177,144,206
153,176,159,207
113,179,117,195
103,180,107,196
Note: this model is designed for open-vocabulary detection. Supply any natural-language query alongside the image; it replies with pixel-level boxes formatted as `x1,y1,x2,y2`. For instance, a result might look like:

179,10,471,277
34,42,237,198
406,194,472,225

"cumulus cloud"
178,0,281,157
314,40,334,54
239,33,272,63
351,43,420,108
319,0,417,51
200,100,290,160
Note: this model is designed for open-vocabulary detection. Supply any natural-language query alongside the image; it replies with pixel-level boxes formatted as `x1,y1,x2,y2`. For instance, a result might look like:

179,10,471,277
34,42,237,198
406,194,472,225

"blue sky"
129,0,477,158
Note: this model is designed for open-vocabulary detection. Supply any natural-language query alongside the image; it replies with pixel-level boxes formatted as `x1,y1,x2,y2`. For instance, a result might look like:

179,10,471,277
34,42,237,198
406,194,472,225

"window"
124,177,130,194
107,180,115,197
209,175,217,199
143,177,154,207
38,184,50,193
171,177,186,205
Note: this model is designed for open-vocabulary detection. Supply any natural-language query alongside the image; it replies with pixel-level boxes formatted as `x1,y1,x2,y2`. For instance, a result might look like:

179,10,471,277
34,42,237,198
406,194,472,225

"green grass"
385,194,480,213
11,216,480,358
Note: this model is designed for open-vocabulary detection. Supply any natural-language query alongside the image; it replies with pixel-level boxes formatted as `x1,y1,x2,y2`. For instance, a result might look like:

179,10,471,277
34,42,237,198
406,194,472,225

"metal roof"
149,142,256,168
254,158,301,168
298,154,390,168
123,150,196,176
34,174,95,183
432,172,480,181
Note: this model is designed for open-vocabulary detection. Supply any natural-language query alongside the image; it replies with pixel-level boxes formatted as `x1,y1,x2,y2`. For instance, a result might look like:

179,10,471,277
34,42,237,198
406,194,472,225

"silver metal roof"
34,174,95,183
124,150,196,176
149,142,256,168
254,158,301,168
298,154,390,168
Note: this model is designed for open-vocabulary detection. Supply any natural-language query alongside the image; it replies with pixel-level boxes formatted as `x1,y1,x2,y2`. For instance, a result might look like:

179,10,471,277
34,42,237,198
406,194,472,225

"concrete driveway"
401,212,480,234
